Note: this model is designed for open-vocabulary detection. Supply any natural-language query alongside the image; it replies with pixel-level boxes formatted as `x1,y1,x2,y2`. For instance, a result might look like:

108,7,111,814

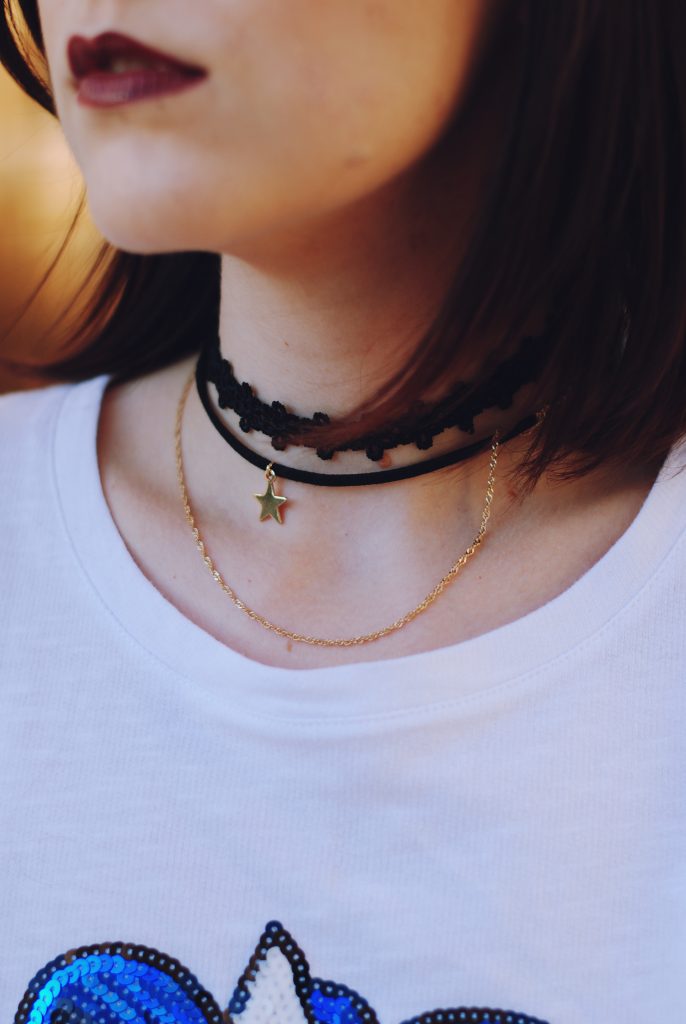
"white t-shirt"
1,372,686,1024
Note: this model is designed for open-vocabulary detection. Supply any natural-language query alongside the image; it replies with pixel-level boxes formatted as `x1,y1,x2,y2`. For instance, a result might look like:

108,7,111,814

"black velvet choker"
200,326,550,463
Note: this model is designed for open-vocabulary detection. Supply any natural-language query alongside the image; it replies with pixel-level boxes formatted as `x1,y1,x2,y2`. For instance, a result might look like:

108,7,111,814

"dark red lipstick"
67,31,208,108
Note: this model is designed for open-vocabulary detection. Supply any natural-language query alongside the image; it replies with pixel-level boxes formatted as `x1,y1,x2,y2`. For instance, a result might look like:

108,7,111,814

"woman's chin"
85,203,201,255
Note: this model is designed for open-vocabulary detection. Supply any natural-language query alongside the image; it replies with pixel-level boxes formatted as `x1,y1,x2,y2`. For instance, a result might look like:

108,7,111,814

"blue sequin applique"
15,921,550,1024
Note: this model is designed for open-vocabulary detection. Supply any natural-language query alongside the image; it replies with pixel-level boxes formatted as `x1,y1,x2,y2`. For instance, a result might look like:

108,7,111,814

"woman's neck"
217,156,469,423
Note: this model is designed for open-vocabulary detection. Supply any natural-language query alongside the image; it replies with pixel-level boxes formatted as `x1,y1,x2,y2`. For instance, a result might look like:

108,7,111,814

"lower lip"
76,68,207,108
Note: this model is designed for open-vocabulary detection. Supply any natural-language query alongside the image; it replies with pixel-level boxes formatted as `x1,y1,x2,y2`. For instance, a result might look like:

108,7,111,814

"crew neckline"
52,371,686,723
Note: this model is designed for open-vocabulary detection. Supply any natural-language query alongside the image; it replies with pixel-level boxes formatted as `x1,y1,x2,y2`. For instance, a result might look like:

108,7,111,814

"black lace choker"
195,345,545,492
201,327,550,463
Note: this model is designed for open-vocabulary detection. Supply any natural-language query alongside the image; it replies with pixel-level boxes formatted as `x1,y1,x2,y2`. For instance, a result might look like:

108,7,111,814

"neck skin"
218,147,476,429
213,180,544,476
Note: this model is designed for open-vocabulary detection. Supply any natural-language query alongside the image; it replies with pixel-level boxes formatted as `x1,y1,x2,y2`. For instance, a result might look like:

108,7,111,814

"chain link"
175,366,500,648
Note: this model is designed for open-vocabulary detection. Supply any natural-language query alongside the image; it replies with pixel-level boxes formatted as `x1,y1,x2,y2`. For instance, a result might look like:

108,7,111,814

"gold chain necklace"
175,366,500,648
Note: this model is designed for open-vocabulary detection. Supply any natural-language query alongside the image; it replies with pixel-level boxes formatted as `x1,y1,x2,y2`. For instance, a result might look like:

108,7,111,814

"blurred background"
0,56,102,394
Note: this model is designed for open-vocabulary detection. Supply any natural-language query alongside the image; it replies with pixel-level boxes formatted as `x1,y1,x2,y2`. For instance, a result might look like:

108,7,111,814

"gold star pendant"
254,463,288,523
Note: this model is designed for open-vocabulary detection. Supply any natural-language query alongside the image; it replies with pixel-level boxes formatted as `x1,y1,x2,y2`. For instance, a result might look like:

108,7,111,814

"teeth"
109,56,171,74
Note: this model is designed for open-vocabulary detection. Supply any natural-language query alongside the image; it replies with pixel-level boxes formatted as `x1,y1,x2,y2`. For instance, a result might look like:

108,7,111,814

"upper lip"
66,30,208,79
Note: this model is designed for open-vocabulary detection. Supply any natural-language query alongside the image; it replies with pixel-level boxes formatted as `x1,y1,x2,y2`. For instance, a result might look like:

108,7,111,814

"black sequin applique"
15,921,550,1024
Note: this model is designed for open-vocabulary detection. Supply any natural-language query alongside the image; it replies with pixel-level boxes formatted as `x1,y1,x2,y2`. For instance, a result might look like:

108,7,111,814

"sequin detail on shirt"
14,921,550,1024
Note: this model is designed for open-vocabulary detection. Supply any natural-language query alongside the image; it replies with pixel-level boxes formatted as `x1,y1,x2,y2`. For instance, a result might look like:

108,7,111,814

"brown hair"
2,0,686,493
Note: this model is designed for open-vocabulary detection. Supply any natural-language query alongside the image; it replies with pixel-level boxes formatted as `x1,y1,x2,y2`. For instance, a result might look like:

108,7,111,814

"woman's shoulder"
0,378,70,462
0,377,87,486
0,376,73,424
